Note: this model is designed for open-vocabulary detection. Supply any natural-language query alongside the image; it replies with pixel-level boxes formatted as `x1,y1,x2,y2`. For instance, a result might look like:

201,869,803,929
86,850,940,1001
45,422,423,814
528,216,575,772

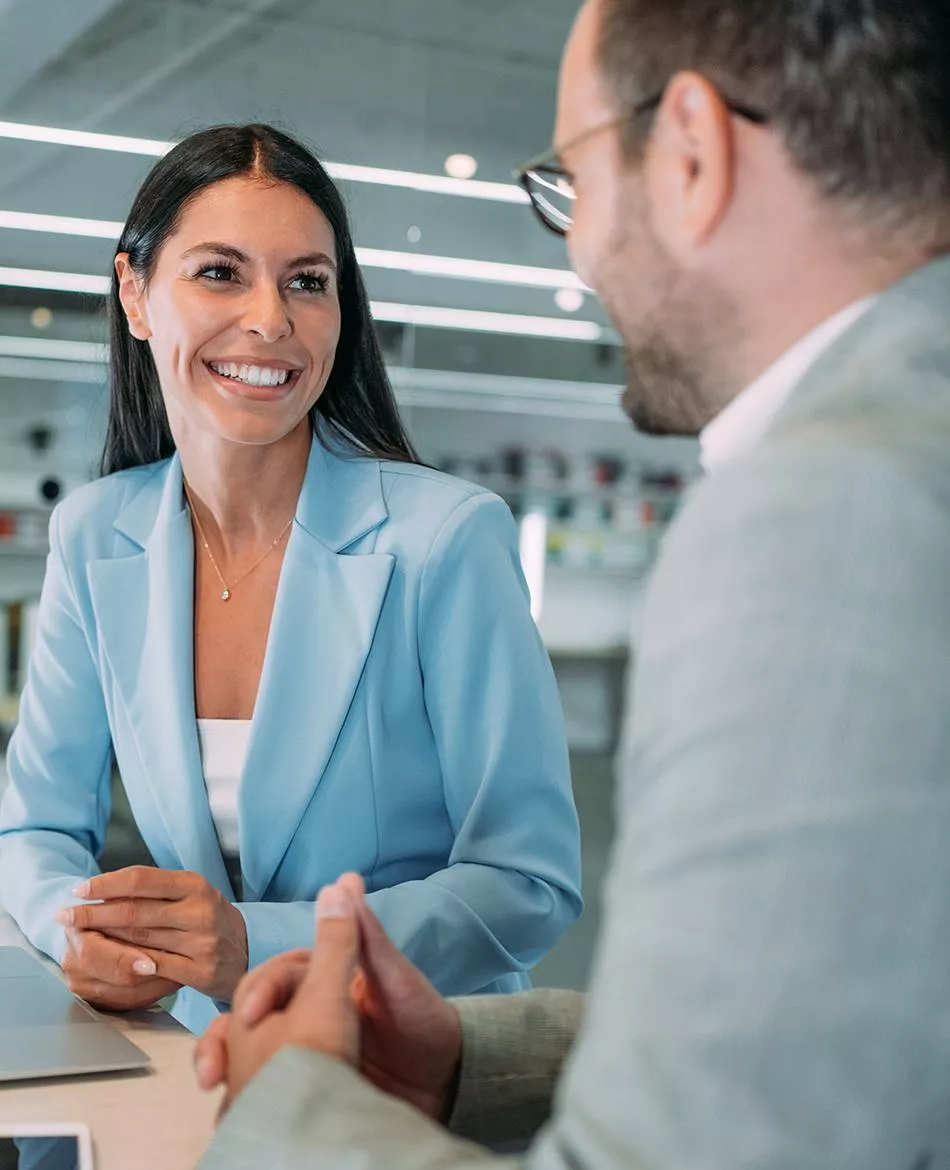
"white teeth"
210,362,292,387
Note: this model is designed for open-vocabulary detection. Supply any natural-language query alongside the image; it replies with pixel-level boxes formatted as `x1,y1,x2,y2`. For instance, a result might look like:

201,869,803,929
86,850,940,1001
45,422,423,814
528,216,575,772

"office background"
0,0,700,991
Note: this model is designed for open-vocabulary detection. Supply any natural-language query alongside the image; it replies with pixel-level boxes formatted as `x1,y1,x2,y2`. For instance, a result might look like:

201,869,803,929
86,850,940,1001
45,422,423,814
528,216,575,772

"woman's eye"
198,264,238,282
289,272,330,294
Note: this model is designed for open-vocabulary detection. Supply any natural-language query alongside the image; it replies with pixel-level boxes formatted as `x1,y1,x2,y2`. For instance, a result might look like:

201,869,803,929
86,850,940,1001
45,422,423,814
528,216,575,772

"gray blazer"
201,257,950,1169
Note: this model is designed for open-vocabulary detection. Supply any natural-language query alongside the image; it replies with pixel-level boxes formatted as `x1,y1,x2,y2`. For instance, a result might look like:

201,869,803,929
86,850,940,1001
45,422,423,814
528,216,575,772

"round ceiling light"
444,153,478,180
554,288,585,313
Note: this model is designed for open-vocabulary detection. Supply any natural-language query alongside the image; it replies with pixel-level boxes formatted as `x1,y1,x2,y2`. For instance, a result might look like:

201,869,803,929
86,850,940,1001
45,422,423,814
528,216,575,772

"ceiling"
0,0,698,475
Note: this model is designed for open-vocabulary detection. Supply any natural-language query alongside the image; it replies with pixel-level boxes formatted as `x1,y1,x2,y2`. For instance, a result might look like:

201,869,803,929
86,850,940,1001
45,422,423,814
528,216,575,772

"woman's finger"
64,928,161,984
58,898,180,934
89,925,192,957
76,866,196,903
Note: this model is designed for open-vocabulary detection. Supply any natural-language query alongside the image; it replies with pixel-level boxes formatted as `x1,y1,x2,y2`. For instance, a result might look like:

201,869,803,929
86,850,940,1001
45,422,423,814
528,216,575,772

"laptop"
0,947,151,1082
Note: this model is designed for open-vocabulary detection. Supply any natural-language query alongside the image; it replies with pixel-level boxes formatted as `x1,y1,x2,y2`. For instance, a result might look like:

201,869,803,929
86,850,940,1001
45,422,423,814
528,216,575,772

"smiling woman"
103,124,412,473
0,124,582,1036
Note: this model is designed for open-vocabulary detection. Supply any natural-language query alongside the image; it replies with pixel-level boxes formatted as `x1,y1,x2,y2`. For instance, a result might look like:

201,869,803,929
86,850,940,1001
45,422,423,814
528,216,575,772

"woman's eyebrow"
285,251,338,271
181,242,248,262
180,243,338,271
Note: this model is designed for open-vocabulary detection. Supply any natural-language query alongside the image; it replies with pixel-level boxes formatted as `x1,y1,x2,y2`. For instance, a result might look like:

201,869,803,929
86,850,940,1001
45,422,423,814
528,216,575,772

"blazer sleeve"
449,990,586,1147
199,991,582,1170
237,494,582,988
0,503,113,964
366,492,582,993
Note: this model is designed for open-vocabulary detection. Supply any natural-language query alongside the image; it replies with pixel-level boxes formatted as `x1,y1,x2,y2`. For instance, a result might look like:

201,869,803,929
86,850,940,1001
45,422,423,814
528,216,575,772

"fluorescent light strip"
357,247,585,291
0,270,604,342
0,266,110,295
0,120,527,204
519,511,549,622
0,209,123,239
0,335,105,363
328,163,527,204
0,120,173,157
0,211,579,291
370,302,603,342
0,355,105,384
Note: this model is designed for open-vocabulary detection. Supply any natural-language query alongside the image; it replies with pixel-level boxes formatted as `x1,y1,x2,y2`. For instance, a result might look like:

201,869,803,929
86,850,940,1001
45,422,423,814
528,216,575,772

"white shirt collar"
700,298,874,474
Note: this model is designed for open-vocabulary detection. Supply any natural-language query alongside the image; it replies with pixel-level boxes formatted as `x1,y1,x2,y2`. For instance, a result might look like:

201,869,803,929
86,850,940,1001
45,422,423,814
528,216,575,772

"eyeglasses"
514,89,770,238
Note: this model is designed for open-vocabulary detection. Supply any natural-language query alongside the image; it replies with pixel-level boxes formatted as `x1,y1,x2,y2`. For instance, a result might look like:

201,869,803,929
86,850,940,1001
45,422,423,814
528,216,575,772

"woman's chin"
202,402,313,449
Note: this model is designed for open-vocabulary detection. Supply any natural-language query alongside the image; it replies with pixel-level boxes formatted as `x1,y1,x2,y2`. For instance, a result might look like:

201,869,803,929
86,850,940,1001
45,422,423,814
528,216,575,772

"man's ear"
647,71,736,254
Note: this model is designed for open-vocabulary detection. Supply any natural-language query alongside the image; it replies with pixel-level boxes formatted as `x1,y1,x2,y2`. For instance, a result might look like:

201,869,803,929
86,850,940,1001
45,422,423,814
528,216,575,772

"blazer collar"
295,431,388,552
772,253,950,432
112,431,389,554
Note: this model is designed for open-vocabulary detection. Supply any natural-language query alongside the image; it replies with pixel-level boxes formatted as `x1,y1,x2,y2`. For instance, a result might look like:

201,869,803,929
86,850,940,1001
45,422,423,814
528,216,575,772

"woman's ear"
115,253,152,340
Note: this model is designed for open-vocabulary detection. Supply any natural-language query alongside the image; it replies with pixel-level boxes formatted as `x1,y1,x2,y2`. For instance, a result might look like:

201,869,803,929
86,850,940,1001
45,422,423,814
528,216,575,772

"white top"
699,298,874,474
196,719,251,857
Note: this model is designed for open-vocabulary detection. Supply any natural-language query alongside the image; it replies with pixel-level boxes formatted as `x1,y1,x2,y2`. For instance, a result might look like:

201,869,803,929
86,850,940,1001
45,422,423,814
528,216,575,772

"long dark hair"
101,123,419,475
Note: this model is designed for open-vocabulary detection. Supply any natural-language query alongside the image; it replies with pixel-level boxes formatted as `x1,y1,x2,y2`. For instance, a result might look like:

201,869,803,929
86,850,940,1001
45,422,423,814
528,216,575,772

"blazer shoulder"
52,461,168,557
378,461,507,542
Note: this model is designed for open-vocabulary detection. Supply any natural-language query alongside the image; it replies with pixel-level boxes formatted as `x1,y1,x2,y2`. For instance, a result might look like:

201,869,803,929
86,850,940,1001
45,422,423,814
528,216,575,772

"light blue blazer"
0,436,582,1034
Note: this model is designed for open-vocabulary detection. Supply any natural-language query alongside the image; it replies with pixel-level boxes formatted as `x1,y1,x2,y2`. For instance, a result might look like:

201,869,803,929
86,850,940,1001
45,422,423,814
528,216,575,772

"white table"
0,913,218,1169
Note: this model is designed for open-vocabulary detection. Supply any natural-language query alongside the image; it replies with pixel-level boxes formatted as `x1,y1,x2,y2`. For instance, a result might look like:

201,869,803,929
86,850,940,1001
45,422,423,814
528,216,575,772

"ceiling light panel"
0,120,527,204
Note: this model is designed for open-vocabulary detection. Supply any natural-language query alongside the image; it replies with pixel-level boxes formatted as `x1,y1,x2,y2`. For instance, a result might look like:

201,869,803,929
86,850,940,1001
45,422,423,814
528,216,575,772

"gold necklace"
183,483,294,602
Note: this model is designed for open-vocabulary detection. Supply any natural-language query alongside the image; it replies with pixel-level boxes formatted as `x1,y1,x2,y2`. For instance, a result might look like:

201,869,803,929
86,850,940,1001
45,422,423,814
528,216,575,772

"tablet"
0,1124,93,1170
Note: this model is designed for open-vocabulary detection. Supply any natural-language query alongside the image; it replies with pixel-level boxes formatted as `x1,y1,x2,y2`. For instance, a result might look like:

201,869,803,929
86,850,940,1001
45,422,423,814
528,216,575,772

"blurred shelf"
0,542,47,557
0,544,47,604
390,366,625,422
545,561,649,581
547,645,629,661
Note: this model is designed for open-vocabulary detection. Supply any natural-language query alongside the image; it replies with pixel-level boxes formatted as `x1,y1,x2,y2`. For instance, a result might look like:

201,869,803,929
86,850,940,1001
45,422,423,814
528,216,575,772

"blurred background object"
0,0,701,991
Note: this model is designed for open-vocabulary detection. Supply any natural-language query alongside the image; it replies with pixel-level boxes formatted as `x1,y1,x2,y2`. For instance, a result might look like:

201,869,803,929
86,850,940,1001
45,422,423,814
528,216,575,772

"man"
196,0,950,1166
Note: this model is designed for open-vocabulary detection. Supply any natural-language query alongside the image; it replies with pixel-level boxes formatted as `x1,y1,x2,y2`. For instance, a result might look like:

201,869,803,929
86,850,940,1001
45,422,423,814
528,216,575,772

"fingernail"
316,884,352,920
72,881,90,899
55,908,74,927
238,989,264,1022
133,958,157,976
195,1056,216,1088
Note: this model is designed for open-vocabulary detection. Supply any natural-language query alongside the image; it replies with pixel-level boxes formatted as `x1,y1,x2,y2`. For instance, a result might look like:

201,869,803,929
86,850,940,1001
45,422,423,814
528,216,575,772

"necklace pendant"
220,588,231,602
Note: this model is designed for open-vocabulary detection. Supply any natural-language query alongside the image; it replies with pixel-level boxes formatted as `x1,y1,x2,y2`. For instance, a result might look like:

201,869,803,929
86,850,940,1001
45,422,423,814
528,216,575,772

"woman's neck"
178,422,311,558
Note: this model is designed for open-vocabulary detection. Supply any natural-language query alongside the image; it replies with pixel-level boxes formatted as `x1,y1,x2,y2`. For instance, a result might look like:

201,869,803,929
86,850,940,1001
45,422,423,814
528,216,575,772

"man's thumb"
305,882,360,993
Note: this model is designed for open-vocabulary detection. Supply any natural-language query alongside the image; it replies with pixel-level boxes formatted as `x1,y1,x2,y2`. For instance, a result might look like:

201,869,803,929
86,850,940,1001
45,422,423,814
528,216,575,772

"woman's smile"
204,358,304,402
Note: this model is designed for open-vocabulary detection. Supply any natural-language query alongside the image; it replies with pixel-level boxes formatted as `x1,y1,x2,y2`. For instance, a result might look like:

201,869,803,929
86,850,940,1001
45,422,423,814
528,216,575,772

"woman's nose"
243,283,293,341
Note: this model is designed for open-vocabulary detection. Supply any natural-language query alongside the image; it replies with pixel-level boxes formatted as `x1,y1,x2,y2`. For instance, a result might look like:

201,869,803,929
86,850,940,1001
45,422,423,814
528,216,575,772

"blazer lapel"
238,437,394,901
89,457,232,896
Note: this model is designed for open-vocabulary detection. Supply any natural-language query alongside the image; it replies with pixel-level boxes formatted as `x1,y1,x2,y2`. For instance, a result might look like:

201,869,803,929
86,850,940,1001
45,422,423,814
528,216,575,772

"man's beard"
601,211,739,437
